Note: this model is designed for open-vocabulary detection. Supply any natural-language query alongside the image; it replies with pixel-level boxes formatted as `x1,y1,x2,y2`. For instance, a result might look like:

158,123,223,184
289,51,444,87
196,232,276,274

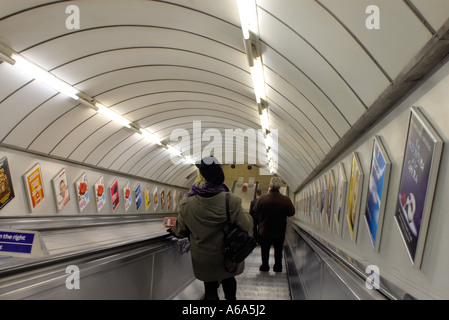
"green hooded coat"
172,192,253,282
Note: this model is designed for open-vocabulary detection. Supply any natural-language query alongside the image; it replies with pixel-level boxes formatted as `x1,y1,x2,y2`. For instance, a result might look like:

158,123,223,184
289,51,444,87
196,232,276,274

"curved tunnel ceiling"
1,0,449,191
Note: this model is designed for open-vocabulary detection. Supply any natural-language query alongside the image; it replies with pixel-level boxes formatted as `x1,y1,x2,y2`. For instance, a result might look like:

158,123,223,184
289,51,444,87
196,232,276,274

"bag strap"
224,192,237,273
225,192,231,223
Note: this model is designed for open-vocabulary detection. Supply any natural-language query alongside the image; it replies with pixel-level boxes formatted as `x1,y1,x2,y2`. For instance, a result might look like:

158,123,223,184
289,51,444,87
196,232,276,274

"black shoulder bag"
223,193,257,272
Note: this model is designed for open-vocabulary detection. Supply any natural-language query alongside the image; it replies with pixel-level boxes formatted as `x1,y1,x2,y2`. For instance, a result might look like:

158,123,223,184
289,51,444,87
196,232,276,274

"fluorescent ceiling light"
260,107,269,133
139,128,162,145
236,0,259,39
167,145,182,157
12,54,79,100
264,132,272,150
185,156,196,165
250,57,266,103
96,104,131,128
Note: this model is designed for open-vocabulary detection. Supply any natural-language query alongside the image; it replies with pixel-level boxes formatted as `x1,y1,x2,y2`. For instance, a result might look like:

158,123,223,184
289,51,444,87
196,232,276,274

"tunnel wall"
0,145,187,217
293,57,449,300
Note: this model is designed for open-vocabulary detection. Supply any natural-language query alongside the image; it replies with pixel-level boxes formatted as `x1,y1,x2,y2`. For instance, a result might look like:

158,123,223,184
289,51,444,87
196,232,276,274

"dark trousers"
259,235,284,268
204,277,237,300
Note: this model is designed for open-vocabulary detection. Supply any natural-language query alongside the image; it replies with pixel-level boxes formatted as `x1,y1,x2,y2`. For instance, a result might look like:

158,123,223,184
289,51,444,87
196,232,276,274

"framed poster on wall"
153,187,158,211
394,107,443,268
52,168,70,213
110,179,120,212
335,162,347,236
167,190,172,211
319,174,327,229
23,163,46,212
364,136,391,251
0,157,15,211
326,169,336,231
172,190,177,211
135,184,142,211
94,176,106,212
75,172,89,213
144,185,151,211
123,181,131,212
346,153,364,241
160,189,165,210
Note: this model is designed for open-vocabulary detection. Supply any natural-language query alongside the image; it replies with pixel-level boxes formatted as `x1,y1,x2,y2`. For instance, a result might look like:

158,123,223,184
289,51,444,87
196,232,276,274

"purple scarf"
187,182,230,197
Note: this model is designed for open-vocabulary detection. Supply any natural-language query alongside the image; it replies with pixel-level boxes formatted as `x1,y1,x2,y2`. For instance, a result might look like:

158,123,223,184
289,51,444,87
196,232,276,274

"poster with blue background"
395,109,441,265
365,138,388,247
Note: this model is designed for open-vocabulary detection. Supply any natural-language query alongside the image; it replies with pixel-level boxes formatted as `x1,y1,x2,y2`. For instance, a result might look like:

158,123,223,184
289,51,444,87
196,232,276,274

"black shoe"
259,264,269,272
273,264,282,272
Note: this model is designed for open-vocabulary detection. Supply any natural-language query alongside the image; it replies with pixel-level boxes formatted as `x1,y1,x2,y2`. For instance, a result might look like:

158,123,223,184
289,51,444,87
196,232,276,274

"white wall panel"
411,0,449,32
258,9,367,116
96,132,143,169
28,106,96,154
108,137,148,172
2,95,72,149
258,0,390,107
78,66,254,101
68,121,125,163
0,81,61,140
83,128,133,166
321,0,432,80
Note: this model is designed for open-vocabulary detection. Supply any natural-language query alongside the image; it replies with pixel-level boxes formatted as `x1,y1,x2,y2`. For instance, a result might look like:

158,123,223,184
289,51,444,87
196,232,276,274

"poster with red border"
110,179,120,212
23,163,46,212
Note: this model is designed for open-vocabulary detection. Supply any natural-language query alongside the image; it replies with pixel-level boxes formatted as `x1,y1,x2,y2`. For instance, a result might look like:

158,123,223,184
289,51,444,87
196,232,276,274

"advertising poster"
123,181,131,212
365,137,391,250
326,170,335,229
23,163,46,212
307,185,312,221
135,184,142,211
335,164,347,235
172,190,177,211
0,157,15,211
160,189,166,210
52,168,70,213
75,172,89,212
94,176,106,212
346,153,363,240
153,187,158,211
167,190,172,211
110,179,120,212
319,175,326,225
395,108,443,267
144,185,151,211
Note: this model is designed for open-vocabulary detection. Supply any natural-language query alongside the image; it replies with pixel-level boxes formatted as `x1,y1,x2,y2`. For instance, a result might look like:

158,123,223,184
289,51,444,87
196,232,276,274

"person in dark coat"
253,177,295,272
249,189,262,243
171,156,253,300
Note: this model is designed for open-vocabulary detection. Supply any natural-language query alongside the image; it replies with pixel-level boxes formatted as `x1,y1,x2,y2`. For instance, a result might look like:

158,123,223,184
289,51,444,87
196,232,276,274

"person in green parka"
171,156,253,300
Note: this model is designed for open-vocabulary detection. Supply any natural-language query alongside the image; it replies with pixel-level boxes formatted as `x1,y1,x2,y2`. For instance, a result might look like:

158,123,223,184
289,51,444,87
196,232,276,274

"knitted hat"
195,156,225,185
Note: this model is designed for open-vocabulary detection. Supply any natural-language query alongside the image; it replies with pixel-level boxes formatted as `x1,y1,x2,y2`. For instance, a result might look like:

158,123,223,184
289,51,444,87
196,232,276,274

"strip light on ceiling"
236,0,276,173
236,0,259,40
0,44,196,167
11,54,80,100
95,103,131,129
